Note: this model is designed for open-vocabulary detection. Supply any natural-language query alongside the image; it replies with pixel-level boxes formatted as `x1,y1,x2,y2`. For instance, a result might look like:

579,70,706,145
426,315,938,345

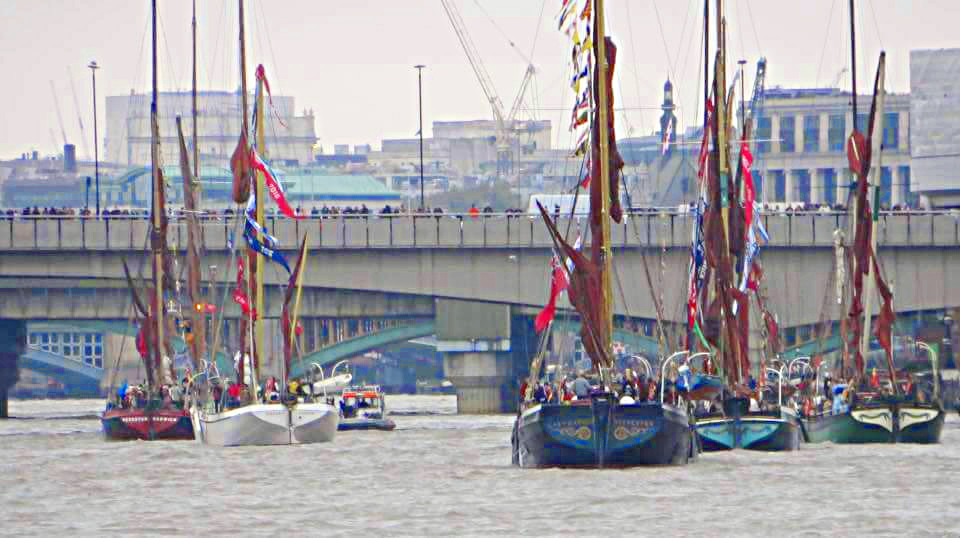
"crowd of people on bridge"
0,201,943,221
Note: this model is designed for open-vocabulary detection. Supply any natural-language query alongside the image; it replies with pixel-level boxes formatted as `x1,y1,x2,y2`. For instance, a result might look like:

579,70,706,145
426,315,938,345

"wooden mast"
192,0,199,180
253,69,266,384
859,54,885,366
149,0,164,392
594,0,614,389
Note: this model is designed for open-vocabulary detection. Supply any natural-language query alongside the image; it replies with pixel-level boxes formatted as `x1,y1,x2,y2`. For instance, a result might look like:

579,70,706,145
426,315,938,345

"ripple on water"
2,398,960,536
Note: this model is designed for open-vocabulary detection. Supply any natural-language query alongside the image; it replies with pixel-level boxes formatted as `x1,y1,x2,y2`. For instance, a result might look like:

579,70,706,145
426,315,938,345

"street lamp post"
415,64,426,211
88,61,100,218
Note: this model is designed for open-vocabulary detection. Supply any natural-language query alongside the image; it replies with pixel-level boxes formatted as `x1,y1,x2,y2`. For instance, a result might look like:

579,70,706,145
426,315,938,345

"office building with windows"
753,87,913,207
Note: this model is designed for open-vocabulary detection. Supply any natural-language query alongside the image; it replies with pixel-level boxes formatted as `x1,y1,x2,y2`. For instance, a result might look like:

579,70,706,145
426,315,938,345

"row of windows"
28,332,104,369
757,112,901,154
759,166,916,205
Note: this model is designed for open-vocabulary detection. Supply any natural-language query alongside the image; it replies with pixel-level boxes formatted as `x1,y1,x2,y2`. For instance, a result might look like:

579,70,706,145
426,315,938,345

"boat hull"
800,403,944,444
513,397,697,468
696,412,801,451
195,403,339,446
101,408,195,441
338,418,397,431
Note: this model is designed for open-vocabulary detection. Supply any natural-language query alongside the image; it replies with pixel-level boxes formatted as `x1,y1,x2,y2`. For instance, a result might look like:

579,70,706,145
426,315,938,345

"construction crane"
439,0,536,177
745,58,768,187
67,66,91,160
49,80,69,147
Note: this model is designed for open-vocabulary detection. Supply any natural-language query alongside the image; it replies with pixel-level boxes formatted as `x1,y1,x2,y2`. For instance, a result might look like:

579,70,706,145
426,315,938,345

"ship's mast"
859,55,885,366
192,0,199,180
253,72,266,384
150,0,164,391
595,0,614,389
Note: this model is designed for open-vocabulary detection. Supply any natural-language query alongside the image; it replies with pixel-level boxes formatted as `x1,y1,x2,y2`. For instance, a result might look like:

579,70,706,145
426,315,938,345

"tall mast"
253,71,266,383
704,0,709,126
849,0,858,120
859,54,885,366
239,0,249,140
192,0,199,180
595,0,614,387
150,0,164,390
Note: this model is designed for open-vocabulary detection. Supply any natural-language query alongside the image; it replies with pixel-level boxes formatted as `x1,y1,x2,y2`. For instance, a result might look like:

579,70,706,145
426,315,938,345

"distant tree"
427,180,522,212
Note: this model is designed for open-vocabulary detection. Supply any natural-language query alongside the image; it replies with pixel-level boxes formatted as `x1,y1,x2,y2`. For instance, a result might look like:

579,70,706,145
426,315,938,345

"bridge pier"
443,351,515,414
0,320,26,418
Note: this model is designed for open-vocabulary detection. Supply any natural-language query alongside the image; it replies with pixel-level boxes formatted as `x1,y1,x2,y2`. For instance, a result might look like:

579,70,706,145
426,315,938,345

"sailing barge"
512,0,697,468
799,0,944,444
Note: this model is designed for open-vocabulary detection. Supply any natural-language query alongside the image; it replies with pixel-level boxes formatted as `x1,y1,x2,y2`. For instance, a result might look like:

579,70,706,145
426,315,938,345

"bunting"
232,257,256,319
250,148,301,220
254,64,287,128
243,223,291,274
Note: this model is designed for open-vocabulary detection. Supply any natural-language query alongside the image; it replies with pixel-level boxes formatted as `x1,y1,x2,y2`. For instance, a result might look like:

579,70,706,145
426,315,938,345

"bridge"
1,211,958,413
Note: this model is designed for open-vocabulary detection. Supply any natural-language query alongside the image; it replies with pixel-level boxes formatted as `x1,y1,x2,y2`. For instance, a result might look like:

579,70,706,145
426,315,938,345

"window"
780,116,796,153
828,114,845,152
29,333,38,346
903,166,918,208
796,170,811,203
774,171,786,202
756,116,772,154
880,167,893,208
824,170,837,205
883,112,899,149
856,113,868,134
754,170,764,200
803,115,820,152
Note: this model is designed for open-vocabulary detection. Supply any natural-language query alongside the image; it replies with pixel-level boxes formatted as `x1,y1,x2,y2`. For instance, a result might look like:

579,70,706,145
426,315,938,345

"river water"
2,396,960,536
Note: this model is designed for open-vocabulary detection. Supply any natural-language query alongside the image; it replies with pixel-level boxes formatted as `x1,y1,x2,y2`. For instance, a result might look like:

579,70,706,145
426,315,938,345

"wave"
5,413,101,421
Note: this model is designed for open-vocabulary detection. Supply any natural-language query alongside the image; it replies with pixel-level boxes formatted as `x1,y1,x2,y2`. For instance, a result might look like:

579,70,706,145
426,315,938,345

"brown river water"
2,396,960,536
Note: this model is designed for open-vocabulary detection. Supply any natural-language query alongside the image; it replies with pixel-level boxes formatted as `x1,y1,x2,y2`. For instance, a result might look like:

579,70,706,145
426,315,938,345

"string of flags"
559,0,594,161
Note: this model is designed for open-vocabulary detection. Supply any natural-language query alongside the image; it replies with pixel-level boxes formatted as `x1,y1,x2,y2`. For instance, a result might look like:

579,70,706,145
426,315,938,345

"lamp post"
88,60,100,218
415,64,426,211
943,313,954,369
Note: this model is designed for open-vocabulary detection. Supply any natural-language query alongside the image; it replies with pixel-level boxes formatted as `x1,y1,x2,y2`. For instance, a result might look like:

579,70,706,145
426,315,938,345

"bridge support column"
443,351,514,414
0,320,26,418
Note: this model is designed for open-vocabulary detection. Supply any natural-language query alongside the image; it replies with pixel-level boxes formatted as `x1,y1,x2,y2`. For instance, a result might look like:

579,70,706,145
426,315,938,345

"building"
0,145,127,208
104,90,317,168
94,166,400,211
753,87,913,206
910,48,960,208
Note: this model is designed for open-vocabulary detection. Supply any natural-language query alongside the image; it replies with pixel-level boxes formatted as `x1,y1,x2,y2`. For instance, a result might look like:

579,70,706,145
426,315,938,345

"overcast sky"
2,0,959,160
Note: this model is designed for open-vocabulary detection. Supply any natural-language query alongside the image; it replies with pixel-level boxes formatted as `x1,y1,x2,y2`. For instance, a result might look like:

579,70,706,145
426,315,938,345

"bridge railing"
0,210,956,250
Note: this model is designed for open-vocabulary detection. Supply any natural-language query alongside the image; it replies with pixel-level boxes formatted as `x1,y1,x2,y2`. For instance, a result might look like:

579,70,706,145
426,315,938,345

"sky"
2,0,960,161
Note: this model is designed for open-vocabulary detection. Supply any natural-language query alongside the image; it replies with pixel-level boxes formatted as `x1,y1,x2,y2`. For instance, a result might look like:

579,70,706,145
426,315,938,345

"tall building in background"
910,48,960,208
755,87,912,206
103,90,317,167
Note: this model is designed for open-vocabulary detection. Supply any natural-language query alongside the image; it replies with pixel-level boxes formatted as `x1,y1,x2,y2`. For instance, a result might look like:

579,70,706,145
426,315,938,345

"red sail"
588,35,624,234
538,203,610,371
872,252,898,387
230,132,251,204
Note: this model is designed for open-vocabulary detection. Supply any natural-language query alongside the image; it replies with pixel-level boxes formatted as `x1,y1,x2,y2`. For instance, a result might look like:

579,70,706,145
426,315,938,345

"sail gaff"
176,117,205,372
282,237,309,378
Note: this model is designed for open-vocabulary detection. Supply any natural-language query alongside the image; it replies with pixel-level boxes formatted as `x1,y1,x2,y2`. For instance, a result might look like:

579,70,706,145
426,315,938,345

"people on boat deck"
573,372,591,399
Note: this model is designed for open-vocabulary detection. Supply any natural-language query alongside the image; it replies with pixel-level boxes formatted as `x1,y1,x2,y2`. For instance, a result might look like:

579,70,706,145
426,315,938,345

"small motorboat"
338,386,396,431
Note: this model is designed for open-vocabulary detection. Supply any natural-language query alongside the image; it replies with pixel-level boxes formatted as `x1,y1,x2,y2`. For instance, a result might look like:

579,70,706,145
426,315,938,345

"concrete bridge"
1,211,958,412
1,211,958,326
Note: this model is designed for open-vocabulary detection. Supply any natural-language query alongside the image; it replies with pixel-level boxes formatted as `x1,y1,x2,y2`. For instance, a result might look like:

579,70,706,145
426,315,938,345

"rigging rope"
623,0,648,136
742,0,764,55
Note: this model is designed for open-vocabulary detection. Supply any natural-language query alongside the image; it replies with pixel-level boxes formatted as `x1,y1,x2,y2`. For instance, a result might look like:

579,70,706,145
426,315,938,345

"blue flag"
243,223,291,273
